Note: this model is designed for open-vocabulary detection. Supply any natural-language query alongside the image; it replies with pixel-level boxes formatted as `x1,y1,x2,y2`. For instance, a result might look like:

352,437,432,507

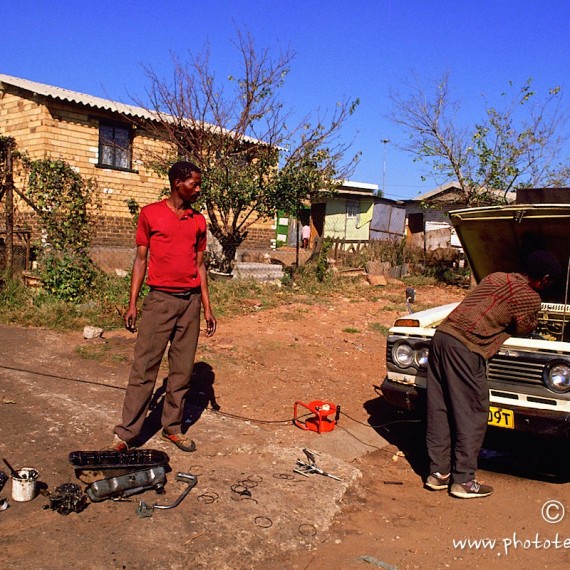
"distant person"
425,250,560,498
301,224,310,249
111,161,216,453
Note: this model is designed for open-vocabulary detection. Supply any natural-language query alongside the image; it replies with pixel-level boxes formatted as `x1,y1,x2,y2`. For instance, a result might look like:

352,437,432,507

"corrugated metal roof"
0,73,266,146
414,181,461,201
342,180,378,192
414,180,516,203
0,73,157,120
335,180,379,196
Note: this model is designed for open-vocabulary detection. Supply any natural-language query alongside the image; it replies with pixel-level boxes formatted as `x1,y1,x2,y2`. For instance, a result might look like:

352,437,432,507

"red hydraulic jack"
293,400,340,433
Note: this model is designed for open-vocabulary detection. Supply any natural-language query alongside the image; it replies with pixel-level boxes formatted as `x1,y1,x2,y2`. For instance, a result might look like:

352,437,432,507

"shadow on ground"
363,392,428,477
479,429,570,484
365,392,570,484
136,361,220,445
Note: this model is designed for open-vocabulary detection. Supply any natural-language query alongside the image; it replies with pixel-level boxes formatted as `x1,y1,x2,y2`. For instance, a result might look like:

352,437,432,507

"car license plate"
488,406,514,429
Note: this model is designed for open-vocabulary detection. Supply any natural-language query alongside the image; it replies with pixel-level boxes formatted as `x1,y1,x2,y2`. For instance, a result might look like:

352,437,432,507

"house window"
98,123,132,170
346,200,359,220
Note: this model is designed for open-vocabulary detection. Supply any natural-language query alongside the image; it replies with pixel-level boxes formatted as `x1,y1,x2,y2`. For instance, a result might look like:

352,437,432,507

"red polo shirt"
136,199,207,291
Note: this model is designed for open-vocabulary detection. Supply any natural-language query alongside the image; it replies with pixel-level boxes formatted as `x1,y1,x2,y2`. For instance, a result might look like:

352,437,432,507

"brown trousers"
114,289,202,443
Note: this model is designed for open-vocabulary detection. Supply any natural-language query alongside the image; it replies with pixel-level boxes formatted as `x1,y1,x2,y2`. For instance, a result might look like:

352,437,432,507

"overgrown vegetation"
315,237,333,282
0,254,455,331
0,271,129,330
317,237,467,287
0,217,468,330
1,136,102,302
352,238,423,269
22,157,101,301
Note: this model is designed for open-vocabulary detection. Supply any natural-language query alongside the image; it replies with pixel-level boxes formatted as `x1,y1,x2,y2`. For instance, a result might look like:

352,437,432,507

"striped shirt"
437,272,541,359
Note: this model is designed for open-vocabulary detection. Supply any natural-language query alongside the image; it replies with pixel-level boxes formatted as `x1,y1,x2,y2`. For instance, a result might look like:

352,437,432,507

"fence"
312,237,381,262
0,230,32,273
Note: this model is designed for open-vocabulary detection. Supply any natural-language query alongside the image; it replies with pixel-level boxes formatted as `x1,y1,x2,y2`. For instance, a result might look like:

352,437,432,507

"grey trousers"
426,331,489,484
115,289,202,443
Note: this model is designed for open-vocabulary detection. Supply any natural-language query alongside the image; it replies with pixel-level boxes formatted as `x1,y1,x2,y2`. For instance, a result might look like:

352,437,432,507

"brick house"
0,73,275,272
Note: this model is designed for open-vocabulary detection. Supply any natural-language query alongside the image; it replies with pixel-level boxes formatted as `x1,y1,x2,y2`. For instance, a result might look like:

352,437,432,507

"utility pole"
381,138,390,195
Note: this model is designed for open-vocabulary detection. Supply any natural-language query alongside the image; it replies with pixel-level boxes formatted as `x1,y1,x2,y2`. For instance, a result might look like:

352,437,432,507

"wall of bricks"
0,87,171,231
1,86,277,271
241,226,275,249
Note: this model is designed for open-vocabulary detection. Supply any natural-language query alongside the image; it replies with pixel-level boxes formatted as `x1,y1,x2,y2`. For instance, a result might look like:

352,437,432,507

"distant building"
516,188,570,204
308,181,405,246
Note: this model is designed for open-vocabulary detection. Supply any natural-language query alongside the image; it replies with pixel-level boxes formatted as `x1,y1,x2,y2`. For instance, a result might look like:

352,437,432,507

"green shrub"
40,251,99,302
22,157,101,302
0,273,30,310
369,322,390,335
0,272,127,330
315,237,333,282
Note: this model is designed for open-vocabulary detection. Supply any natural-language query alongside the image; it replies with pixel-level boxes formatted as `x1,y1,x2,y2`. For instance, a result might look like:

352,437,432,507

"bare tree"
136,31,359,271
390,74,569,205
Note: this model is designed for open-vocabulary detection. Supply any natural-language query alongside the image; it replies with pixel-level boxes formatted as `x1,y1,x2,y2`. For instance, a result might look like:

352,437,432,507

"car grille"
487,355,545,386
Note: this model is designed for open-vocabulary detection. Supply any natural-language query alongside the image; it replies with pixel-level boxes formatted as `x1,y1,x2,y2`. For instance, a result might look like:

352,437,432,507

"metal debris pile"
0,449,199,518
1,446,343,523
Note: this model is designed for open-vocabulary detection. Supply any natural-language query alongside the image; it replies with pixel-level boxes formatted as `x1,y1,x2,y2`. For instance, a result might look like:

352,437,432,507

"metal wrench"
294,448,342,481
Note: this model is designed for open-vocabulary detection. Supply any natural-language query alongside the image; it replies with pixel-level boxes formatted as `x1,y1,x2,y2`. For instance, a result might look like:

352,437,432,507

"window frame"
346,200,359,220
97,121,134,172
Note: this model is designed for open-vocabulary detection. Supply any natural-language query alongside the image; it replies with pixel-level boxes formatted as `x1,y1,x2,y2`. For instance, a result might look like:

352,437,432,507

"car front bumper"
380,378,425,413
381,377,570,439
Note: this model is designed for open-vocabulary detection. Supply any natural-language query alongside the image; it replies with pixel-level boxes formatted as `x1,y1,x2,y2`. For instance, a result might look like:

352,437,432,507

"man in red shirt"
112,161,216,452
424,250,560,498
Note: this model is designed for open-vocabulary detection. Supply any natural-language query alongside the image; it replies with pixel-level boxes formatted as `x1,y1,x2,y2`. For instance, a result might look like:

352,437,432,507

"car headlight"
543,361,570,393
392,341,430,369
392,342,414,368
414,346,429,369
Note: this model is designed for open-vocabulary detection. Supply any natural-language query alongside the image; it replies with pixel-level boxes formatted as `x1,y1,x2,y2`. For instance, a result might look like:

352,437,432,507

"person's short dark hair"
524,250,562,280
168,161,201,185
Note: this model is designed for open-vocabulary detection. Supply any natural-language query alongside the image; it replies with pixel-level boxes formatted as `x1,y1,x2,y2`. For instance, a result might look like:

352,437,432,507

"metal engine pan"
69,450,170,483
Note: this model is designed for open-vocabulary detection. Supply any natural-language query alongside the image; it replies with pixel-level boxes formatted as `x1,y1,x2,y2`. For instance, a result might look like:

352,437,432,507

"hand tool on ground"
293,448,342,481
2,458,19,478
136,472,197,518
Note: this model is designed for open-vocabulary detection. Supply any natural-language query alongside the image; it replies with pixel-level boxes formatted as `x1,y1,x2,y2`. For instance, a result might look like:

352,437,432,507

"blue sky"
2,0,569,199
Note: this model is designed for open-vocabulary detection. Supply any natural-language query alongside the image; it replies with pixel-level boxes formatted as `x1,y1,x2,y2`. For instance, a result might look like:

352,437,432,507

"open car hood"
449,204,570,303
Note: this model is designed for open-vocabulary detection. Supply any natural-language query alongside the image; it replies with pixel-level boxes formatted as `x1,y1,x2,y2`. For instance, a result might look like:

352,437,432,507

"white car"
381,203,570,438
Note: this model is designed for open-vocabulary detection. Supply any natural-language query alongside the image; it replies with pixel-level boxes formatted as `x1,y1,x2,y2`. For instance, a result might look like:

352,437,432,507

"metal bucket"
11,468,39,502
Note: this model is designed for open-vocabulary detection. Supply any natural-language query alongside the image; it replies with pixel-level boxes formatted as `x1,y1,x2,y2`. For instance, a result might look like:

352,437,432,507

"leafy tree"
390,74,569,205
137,31,360,272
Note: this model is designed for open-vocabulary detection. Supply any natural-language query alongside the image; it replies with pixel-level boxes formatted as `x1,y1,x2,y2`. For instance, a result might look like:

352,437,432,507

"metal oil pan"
86,467,167,502
69,450,170,483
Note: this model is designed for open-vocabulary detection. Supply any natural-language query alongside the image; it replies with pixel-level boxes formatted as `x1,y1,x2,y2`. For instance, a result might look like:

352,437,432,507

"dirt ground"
0,280,568,570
